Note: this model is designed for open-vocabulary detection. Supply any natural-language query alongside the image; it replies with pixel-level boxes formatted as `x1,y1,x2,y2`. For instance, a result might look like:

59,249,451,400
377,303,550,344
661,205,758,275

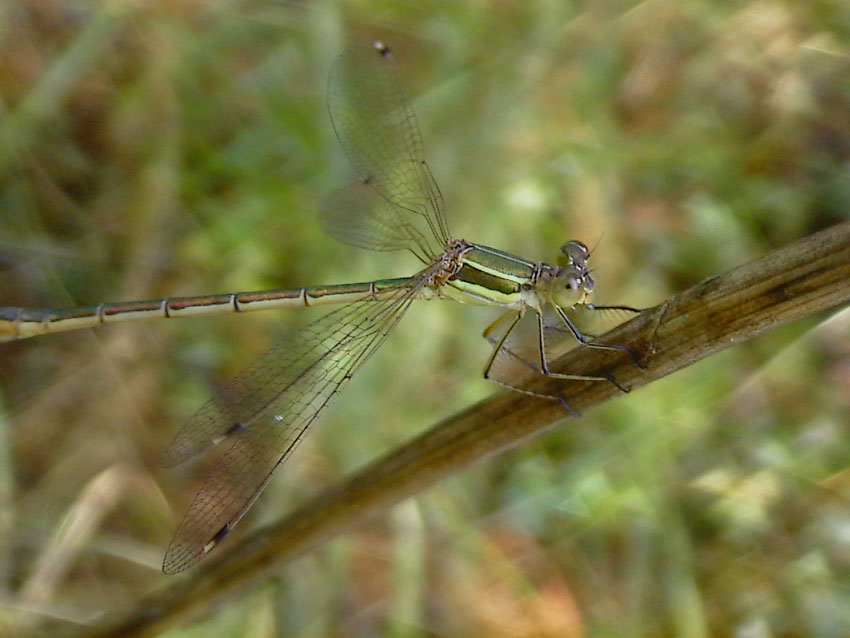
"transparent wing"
161,284,419,573
325,41,449,260
485,310,552,392
319,180,435,264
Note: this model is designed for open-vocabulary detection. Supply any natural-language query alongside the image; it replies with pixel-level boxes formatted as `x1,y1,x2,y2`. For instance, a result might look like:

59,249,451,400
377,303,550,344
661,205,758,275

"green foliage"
1,0,849,635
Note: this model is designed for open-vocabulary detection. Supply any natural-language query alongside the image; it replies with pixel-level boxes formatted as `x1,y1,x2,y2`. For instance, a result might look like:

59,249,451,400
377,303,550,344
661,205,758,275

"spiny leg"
554,306,645,371
481,310,579,416
536,313,630,394
483,312,616,385
545,304,643,340
586,303,644,314
481,310,619,417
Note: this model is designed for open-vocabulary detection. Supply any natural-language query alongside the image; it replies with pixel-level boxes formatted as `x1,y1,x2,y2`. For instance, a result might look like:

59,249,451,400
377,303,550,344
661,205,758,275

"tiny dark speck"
374,41,391,57
225,422,246,436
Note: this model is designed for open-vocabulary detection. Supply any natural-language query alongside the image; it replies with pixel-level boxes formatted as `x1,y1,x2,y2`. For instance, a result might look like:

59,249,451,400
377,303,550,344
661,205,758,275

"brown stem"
78,220,850,638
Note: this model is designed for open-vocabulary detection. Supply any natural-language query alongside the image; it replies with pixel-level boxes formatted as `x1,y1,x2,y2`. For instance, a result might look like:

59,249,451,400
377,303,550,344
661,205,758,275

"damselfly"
0,41,640,573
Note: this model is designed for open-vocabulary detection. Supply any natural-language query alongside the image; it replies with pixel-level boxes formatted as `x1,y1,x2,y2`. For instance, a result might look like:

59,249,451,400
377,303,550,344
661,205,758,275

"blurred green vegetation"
1,0,849,636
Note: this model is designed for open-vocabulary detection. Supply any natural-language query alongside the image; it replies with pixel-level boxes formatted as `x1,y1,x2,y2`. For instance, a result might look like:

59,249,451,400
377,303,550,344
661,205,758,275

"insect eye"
560,240,590,265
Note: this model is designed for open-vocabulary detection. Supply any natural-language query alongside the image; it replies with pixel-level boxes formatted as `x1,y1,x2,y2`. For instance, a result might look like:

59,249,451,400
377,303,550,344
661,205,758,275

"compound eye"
560,240,590,265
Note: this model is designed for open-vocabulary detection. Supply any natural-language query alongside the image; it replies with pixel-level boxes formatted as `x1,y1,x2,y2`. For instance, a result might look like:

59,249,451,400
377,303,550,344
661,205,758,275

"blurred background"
1,0,850,635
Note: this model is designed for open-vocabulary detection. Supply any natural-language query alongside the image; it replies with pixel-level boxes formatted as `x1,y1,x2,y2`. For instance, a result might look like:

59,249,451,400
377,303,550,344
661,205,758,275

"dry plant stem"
79,220,850,638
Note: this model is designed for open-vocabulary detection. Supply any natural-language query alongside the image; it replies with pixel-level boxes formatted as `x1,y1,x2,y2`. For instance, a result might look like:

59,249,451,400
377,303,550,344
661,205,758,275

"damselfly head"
550,264,594,309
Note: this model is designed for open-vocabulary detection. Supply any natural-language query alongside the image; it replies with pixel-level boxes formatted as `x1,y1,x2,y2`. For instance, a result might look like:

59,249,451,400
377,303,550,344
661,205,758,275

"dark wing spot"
203,523,232,554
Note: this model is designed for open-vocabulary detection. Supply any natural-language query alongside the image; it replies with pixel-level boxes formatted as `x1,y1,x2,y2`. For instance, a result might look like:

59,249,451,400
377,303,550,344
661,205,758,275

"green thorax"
445,243,538,306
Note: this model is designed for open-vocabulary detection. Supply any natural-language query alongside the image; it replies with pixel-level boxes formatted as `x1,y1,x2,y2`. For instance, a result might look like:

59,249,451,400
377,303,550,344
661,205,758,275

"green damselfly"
0,42,641,573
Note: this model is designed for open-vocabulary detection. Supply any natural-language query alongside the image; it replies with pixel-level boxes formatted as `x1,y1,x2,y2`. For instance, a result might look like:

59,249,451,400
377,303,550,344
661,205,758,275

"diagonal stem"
79,220,850,638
